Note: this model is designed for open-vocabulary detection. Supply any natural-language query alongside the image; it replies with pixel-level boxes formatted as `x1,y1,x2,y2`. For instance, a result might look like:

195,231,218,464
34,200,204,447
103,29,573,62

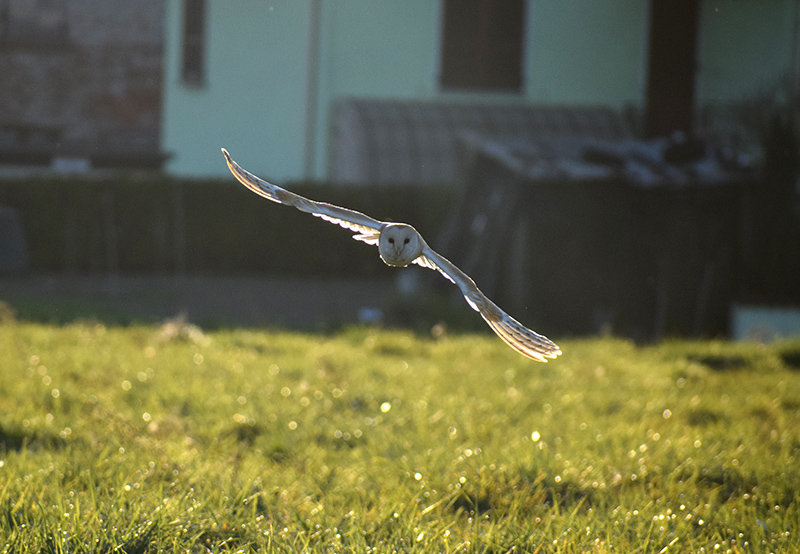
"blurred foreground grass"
0,317,799,552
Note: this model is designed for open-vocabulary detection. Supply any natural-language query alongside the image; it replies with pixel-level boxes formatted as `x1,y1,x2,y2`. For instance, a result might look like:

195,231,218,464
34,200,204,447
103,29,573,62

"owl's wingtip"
532,349,561,363
221,149,237,169
543,349,562,361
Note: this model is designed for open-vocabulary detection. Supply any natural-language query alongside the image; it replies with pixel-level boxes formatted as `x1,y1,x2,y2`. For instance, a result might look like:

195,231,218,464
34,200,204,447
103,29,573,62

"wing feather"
222,149,383,241
411,254,455,282
419,246,561,362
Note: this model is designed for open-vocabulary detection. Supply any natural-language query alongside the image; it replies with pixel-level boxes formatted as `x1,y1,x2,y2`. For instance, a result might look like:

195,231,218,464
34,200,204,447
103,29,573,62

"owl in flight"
222,149,561,362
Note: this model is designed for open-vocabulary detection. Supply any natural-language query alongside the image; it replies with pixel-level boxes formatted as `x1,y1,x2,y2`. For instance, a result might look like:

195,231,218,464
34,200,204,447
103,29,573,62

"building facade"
161,0,799,182
0,0,165,168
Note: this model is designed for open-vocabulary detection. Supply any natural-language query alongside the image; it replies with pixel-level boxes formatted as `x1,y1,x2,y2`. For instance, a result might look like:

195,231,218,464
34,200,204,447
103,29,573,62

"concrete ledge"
732,304,800,342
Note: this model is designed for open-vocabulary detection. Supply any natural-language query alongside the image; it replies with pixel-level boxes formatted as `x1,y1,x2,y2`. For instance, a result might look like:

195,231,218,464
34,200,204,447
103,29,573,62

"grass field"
1,315,799,552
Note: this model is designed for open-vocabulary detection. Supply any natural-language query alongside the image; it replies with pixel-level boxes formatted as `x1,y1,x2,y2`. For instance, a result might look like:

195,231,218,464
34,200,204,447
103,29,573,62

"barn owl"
221,149,561,362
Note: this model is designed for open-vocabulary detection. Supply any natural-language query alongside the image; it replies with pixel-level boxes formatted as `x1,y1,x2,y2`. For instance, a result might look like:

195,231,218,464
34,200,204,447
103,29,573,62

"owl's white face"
378,223,423,267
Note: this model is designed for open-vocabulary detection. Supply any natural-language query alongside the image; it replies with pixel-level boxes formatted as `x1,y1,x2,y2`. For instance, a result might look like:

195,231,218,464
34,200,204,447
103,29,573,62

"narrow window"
440,0,525,92
644,0,699,137
182,0,205,85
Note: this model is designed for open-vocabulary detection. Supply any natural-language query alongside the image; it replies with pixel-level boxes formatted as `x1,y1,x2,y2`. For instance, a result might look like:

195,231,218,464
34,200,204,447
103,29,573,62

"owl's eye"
403,237,410,244
388,237,395,244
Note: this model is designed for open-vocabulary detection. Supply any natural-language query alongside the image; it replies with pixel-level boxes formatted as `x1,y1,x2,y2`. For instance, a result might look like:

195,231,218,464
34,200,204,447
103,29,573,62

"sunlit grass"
1,319,799,552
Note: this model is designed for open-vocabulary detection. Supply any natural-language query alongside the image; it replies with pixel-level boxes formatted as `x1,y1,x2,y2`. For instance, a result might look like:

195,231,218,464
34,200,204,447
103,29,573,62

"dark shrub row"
0,175,456,276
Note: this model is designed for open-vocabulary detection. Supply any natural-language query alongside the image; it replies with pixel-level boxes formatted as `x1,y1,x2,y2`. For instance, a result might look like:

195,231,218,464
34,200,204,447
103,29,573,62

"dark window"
182,0,205,85
0,0,70,48
644,0,699,137
439,0,525,92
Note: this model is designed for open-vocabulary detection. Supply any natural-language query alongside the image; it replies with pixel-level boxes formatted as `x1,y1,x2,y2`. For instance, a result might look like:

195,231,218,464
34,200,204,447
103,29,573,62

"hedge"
0,175,457,276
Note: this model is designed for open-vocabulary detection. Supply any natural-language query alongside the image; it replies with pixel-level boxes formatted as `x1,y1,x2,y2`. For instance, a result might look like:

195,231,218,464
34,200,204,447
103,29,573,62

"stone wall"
0,0,164,167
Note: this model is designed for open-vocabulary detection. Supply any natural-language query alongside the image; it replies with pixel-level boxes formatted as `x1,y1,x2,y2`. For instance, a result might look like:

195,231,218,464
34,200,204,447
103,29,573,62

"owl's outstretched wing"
222,149,383,245
418,246,562,363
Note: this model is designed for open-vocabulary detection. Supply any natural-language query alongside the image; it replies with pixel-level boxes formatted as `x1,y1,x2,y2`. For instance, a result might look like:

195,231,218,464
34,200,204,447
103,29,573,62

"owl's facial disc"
378,223,422,267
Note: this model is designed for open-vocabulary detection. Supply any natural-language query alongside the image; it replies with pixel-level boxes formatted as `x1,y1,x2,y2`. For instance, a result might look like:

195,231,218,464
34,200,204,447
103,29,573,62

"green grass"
1,317,799,552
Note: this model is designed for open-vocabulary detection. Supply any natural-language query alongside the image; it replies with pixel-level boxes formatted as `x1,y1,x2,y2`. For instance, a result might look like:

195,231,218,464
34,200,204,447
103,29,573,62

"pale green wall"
319,2,440,99
526,0,648,106
162,0,311,179
310,1,441,178
697,0,798,103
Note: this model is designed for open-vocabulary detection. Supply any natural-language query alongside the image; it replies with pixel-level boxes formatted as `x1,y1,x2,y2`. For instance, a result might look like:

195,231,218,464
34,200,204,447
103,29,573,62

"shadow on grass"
0,423,65,452
686,353,748,371
779,347,800,370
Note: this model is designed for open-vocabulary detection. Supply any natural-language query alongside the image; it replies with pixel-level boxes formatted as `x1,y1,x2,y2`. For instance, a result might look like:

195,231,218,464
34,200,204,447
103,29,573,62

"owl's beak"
380,249,409,267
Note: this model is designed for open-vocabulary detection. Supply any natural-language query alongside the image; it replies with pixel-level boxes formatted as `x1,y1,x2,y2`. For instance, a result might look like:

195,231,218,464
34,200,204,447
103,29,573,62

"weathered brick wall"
0,0,164,166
